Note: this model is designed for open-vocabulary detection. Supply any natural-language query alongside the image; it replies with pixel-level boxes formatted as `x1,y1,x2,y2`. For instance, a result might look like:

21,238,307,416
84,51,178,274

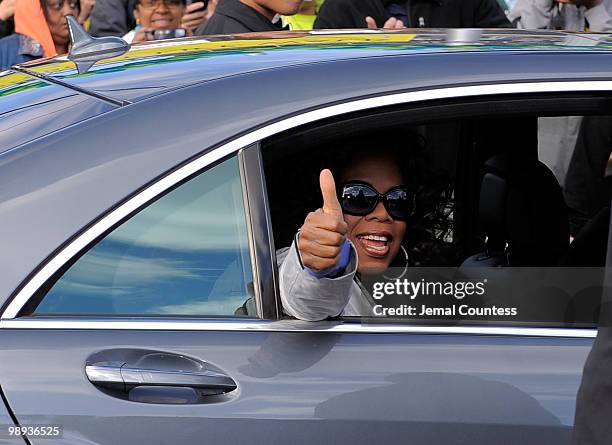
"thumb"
365,16,377,29
320,169,343,216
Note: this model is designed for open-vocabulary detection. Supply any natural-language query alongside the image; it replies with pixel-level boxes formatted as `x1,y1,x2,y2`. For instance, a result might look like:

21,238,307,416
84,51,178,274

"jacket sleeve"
475,0,512,27
89,0,134,37
278,237,358,321
585,2,612,32
510,0,553,29
314,0,388,29
195,15,252,35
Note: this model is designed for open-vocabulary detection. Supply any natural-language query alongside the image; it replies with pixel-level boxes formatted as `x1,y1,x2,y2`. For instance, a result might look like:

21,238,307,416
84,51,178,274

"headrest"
478,153,569,266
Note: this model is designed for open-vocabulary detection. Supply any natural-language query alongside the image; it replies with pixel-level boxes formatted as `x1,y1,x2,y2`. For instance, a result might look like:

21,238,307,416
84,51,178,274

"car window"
31,156,256,317
263,102,611,328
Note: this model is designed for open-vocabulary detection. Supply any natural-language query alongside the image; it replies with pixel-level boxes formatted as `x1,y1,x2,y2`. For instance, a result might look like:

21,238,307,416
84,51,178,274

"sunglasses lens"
341,184,378,216
385,188,413,220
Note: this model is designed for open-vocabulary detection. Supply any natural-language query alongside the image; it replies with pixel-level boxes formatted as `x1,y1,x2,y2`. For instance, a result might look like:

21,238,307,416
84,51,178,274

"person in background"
79,0,95,28
563,116,612,235
281,0,323,30
196,0,304,35
313,0,511,30
507,0,611,197
0,0,79,70
508,0,611,31
124,0,212,43
90,0,210,37
0,0,15,38
89,0,136,36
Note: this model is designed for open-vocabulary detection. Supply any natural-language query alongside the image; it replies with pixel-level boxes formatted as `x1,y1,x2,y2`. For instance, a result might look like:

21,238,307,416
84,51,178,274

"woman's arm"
278,237,357,321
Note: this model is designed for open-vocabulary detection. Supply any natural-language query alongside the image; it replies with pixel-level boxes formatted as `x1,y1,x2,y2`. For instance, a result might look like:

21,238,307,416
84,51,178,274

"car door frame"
4,80,612,332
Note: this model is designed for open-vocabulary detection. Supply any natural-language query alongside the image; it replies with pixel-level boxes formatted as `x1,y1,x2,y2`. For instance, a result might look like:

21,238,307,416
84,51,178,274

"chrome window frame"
0,318,597,338
239,145,280,320
3,80,612,339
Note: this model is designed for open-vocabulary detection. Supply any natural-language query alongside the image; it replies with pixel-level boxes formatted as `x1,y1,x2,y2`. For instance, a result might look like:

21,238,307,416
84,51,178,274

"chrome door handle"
86,361,236,392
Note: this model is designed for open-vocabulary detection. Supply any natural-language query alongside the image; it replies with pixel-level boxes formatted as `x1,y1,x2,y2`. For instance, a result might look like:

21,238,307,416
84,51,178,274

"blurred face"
135,0,184,29
44,0,79,49
245,0,304,17
341,154,407,275
298,0,315,14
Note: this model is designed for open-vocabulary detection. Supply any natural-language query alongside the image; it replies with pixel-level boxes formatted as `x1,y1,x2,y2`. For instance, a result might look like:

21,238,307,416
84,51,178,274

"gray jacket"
89,0,137,37
278,239,375,321
508,0,612,31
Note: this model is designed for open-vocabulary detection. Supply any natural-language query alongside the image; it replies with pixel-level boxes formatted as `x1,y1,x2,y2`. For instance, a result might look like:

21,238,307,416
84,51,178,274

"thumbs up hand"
298,170,348,273
320,169,344,217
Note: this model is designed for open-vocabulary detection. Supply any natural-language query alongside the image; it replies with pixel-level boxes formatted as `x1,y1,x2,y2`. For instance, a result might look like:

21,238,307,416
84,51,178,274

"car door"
0,149,286,445
0,86,605,445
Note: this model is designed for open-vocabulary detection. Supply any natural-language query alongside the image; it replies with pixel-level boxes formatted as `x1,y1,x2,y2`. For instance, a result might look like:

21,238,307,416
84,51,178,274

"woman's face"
341,154,407,275
45,0,79,49
134,0,184,29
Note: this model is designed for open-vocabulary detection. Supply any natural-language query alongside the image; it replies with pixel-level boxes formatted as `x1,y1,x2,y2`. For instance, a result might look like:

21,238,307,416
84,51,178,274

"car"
0,27,611,445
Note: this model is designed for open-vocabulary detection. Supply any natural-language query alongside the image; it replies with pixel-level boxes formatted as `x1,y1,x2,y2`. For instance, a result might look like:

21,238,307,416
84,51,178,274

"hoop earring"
383,245,409,281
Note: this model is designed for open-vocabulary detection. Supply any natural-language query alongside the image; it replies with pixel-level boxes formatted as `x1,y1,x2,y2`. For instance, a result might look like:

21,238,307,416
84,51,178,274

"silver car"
0,29,610,444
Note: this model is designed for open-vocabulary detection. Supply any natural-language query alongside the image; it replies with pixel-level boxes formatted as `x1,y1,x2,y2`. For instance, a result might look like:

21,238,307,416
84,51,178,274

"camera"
185,0,208,12
145,29,187,40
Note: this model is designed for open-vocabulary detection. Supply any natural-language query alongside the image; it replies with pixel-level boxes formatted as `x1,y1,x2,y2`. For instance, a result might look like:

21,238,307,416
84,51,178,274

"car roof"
4,29,611,104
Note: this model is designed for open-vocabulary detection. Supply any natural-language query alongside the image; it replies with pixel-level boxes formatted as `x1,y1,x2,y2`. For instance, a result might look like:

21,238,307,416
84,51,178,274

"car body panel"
0,71,114,154
0,328,592,444
0,390,21,445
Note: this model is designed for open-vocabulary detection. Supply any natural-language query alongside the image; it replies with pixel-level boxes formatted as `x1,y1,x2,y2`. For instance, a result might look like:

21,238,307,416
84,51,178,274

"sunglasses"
339,181,415,221
139,0,183,9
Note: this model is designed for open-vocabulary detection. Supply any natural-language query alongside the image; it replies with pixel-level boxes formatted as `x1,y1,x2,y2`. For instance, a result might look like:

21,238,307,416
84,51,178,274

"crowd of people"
0,0,610,69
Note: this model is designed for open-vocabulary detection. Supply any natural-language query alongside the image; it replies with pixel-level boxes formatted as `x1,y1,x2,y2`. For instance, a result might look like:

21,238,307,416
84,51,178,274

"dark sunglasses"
139,0,183,8
339,181,415,221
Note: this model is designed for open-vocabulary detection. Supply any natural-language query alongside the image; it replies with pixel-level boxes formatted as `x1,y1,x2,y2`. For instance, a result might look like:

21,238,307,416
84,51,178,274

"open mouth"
356,232,392,258
152,19,173,27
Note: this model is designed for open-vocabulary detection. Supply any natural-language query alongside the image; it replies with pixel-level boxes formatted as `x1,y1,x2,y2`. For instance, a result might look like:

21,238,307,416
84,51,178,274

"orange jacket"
14,0,57,57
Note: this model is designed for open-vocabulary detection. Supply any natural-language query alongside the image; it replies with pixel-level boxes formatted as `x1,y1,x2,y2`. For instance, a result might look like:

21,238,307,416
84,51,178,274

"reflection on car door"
0,324,592,445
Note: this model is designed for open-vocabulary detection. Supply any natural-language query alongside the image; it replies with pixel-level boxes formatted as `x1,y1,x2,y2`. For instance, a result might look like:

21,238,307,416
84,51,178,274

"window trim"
0,317,597,338
3,80,612,335
239,145,280,319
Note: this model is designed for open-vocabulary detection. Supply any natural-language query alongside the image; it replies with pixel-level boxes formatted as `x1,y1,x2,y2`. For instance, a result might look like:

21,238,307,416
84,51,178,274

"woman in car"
279,149,412,321
124,0,210,43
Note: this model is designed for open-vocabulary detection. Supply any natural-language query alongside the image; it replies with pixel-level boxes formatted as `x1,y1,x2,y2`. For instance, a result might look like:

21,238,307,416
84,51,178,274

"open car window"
262,95,612,328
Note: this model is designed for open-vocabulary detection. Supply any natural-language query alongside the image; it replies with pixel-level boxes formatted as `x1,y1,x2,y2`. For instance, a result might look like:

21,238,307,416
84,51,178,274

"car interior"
261,96,612,328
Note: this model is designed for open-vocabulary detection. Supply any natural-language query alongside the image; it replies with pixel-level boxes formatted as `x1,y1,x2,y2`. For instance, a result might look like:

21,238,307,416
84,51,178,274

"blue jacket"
0,33,43,71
